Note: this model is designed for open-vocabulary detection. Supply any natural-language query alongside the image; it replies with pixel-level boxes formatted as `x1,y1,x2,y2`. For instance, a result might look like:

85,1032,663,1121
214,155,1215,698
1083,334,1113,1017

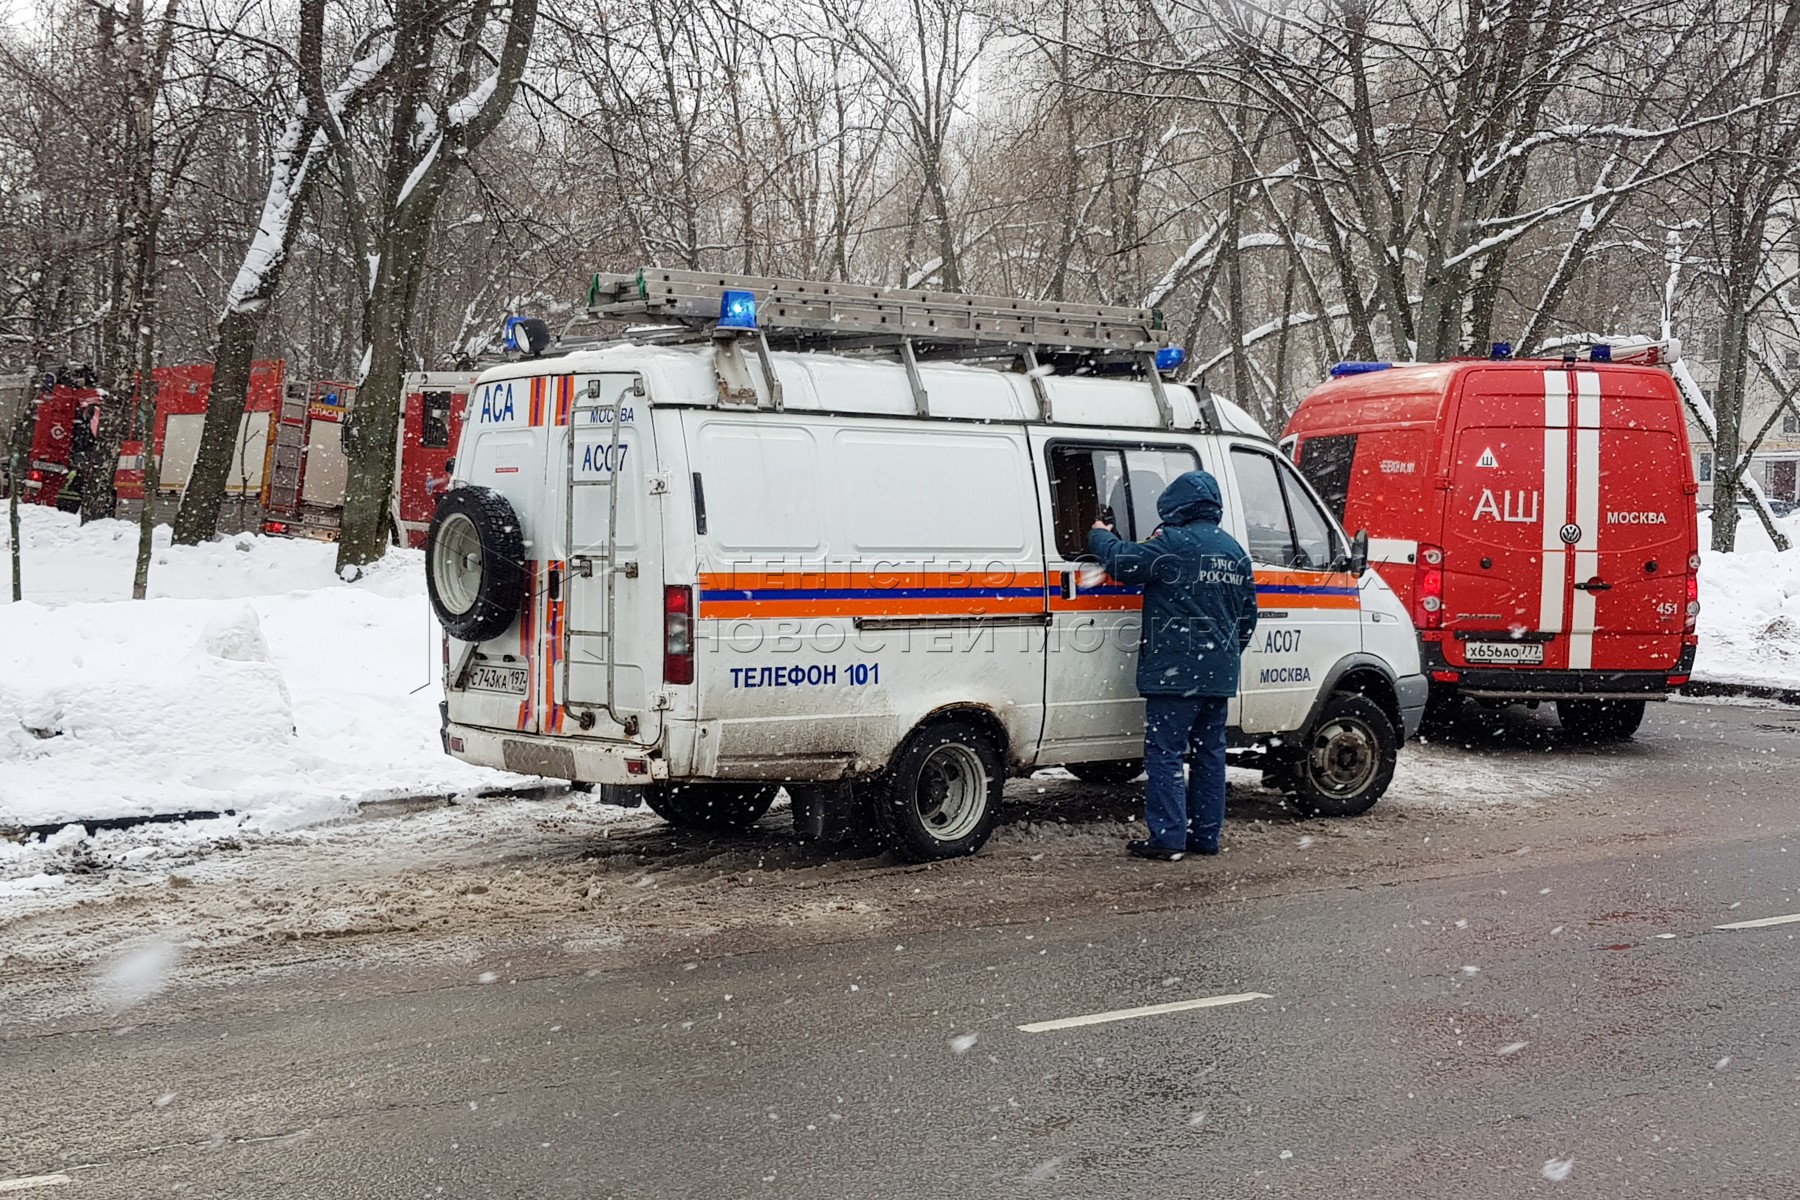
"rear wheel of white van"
645,782,778,831
1557,698,1646,743
1275,692,1398,818
876,720,1003,861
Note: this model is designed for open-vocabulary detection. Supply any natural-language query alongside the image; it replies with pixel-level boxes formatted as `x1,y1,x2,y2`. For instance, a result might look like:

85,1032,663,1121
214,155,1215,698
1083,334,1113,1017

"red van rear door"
1446,367,1691,672
1578,370,1691,670
1442,372,1559,666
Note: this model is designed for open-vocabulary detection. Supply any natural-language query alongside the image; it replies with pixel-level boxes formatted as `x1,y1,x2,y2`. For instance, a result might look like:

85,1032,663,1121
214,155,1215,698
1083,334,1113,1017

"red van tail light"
664,585,694,684
1685,574,1700,633
1414,544,1445,629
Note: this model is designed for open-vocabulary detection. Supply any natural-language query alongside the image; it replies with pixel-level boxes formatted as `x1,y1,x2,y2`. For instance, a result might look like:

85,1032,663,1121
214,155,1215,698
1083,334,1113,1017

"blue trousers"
1143,695,1229,852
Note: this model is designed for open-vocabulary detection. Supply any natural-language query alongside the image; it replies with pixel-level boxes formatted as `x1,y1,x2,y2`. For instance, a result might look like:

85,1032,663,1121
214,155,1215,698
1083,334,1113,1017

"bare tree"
336,0,539,572
173,3,392,545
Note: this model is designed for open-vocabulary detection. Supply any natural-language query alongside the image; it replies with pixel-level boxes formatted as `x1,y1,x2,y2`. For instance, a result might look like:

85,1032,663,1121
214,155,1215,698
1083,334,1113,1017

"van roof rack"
562,267,1199,428
1524,336,1681,367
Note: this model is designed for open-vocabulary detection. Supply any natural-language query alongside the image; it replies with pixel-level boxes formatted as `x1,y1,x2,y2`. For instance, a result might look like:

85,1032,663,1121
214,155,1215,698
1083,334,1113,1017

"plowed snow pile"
0,508,521,831
1695,511,1800,690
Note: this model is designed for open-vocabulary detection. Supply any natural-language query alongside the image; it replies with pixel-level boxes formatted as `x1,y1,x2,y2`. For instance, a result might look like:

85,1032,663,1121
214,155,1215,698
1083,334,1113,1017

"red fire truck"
12,361,476,546
262,370,477,546
116,360,286,515
6,371,101,509
1282,342,1700,742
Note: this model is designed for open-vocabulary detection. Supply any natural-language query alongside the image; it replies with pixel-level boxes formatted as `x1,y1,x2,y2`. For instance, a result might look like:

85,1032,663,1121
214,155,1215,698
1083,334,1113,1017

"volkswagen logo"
1559,523,1582,545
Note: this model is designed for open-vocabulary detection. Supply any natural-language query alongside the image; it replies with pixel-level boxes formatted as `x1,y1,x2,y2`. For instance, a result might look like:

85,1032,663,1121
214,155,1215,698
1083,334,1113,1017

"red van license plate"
1463,641,1545,665
467,665,529,694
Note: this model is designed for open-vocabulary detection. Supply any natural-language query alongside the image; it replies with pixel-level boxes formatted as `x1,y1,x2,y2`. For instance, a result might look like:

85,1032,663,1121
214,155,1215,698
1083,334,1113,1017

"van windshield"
1297,433,1357,523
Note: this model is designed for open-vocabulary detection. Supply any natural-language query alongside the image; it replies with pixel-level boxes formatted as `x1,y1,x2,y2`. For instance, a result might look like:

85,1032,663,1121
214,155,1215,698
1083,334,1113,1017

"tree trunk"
1712,304,1748,553
7,384,33,601
172,310,260,544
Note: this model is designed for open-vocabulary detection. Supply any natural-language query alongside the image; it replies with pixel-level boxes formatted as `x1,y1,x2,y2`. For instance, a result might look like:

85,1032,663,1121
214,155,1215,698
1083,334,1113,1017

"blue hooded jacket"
1087,470,1260,698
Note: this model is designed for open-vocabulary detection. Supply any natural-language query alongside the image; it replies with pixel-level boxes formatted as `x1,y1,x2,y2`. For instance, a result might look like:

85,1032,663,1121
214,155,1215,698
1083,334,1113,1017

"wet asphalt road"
5,698,1800,1198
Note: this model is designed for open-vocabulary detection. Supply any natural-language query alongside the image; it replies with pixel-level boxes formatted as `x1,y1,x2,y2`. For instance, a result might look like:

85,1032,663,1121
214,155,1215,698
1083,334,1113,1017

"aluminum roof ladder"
578,268,1200,429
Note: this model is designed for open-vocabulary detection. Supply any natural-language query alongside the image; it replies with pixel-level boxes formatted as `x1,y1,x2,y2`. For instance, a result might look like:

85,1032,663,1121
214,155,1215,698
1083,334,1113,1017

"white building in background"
1688,348,1800,512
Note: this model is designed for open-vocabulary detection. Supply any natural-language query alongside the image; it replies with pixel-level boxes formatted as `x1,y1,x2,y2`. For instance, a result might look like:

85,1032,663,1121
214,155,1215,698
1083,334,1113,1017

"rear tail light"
1414,544,1445,630
263,520,289,534
664,585,694,685
1685,574,1700,632
1430,669,1460,683
27,469,42,483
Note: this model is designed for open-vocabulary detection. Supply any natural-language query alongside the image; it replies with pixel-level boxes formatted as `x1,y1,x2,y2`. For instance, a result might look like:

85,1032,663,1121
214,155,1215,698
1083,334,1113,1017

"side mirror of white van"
1347,529,1370,577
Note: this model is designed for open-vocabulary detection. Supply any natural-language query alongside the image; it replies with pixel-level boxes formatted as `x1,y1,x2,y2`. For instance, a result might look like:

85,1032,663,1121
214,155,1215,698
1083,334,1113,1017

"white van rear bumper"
443,721,669,784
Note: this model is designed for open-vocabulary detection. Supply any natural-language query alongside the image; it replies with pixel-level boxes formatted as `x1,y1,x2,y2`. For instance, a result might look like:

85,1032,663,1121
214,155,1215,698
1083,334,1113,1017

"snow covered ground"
0,508,526,835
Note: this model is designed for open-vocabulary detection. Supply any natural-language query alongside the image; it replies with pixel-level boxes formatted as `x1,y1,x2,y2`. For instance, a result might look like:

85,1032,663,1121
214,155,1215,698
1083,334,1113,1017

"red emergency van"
1282,347,1700,742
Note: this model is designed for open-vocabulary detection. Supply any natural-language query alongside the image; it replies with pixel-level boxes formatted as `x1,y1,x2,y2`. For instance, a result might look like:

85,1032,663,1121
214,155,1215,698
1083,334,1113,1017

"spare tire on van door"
426,486,527,643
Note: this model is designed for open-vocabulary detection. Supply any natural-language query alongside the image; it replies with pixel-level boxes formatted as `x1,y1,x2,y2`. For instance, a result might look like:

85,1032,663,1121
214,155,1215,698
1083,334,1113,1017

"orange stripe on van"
528,377,546,427
544,560,566,734
702,595,1048,620
517,560,536,731
696,569,1048,620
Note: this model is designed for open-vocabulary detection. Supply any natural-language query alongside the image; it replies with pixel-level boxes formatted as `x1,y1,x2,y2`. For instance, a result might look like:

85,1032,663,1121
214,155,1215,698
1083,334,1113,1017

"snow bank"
1,508,521,832
1696,555,1800,691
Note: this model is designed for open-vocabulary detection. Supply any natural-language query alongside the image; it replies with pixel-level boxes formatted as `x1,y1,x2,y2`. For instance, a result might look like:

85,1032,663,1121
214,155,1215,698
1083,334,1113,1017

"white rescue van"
429,271,1426,860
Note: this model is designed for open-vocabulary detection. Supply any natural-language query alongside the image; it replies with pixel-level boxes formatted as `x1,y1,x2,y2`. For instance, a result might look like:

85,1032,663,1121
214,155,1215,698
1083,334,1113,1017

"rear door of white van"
446,376,544,734
547,374,663,745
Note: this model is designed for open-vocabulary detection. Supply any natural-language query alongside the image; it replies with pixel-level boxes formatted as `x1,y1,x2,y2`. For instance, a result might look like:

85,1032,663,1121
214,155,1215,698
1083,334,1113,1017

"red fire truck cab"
1282,347,1700,742
14,373,102,509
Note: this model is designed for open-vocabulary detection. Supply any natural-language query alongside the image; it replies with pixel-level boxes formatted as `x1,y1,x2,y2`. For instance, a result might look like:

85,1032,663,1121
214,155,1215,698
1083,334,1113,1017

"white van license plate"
467,665,529,694
1463,641,1545,665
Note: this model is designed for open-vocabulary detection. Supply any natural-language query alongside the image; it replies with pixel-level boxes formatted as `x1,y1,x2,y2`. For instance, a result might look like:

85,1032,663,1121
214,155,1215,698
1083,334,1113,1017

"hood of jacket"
1157,469,1224,527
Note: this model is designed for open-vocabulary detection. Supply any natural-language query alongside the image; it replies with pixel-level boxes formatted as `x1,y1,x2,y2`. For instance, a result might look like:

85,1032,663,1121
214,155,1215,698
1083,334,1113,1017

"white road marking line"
1017,991,1272,1034
0,1176,73,1193
1715,912,1800,930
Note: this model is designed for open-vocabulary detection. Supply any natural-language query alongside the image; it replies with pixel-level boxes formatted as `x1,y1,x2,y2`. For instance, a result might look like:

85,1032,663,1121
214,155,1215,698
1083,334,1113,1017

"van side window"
1296,433,1356,522
420,391,453,449
1047,444,1199,558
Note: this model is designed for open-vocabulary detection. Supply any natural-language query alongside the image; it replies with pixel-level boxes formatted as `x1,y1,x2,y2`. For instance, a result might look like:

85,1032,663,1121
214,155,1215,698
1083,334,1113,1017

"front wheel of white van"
1275,692,1397,818
876,720,1003,861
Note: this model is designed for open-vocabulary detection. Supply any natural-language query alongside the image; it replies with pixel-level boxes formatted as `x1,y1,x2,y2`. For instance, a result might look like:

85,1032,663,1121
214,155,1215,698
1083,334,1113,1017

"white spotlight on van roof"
717,289,758,331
